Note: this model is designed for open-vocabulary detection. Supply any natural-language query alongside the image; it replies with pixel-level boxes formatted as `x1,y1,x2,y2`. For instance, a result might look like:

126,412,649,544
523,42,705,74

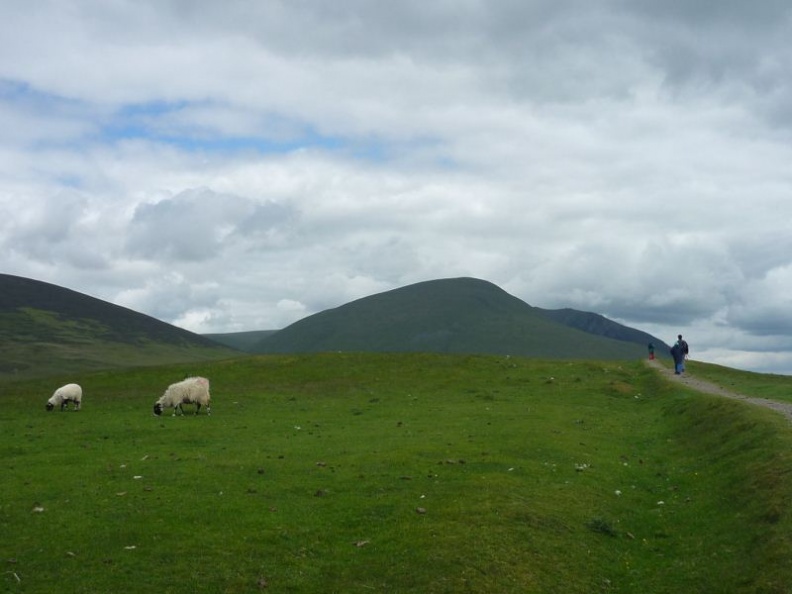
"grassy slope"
0,275,236,379
685,359,792,404
2,354,792,593
0,307,235,378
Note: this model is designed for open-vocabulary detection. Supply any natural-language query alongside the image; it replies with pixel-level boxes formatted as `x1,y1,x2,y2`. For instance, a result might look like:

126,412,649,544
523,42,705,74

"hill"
0,273,236,379
253,277,668,359
538,306,666,348
204,330,277,351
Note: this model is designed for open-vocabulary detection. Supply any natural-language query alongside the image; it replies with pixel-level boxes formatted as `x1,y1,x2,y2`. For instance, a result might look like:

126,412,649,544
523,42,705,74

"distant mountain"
0,273,668,381
252,277,668,359
0,273,235,379
537,307,668,351
204,330,277,351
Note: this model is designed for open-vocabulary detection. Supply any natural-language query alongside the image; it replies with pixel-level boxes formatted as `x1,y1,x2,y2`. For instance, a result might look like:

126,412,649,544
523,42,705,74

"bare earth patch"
645,358,792,424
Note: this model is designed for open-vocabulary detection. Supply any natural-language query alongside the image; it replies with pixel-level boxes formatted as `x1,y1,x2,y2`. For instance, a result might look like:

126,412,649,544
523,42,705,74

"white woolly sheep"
153,376,211,416
46,383,82,411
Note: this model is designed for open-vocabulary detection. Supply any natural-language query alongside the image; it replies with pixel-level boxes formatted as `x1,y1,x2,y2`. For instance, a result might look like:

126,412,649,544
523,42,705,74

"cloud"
114,272,222,323
126,187,296,262
726,264,792,336
2,1,792,372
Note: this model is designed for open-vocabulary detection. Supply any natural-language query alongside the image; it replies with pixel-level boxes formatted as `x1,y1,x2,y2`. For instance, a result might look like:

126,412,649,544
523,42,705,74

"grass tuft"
587,517,618,537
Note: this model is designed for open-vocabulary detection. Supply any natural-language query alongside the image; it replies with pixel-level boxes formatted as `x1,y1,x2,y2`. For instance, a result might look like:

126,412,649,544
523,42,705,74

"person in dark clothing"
670,342,683,374
647,342,655,360
677,334,689,372
670,335,689,374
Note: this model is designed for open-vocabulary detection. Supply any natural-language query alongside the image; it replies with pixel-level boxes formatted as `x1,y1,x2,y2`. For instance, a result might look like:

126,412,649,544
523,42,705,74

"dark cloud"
620,0,791,30
727,306,792,337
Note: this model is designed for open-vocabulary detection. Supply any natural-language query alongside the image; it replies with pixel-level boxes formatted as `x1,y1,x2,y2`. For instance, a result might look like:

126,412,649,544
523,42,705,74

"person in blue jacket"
677,334,689,371
670,335,688,374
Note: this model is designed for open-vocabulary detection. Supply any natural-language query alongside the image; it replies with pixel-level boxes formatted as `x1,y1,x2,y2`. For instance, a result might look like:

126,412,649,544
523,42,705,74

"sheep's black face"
153,403,163,416
46,403,54,411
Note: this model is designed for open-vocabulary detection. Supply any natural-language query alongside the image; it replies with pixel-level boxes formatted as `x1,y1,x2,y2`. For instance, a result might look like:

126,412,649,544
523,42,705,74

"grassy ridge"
2,354,792,593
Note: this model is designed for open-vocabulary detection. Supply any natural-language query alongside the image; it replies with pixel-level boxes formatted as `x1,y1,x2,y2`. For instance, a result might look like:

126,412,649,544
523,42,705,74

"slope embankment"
646,358,792,423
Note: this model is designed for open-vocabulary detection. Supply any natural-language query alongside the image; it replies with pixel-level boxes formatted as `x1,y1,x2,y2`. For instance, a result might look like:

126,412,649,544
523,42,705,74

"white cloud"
1,1,792,372
125,187,295,262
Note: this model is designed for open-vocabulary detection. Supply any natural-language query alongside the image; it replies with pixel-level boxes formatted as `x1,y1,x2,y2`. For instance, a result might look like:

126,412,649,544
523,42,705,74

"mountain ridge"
0,274,669,379
252,277,669,359
0,273,235,379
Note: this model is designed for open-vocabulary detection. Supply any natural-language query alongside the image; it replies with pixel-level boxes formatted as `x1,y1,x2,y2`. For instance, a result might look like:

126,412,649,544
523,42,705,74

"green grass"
686,359,792,404
2,354,792,593
0,337,235,378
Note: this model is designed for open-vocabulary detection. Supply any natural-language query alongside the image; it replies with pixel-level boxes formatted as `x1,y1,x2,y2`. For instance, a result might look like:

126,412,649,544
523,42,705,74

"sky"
2,1,792,374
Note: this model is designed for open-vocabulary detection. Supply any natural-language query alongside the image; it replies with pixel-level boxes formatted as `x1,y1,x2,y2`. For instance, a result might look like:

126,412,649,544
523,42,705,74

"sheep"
46,383,82,411
153,376,211,416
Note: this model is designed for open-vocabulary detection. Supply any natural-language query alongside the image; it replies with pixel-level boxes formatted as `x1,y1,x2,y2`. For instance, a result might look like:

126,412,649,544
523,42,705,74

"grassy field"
2,353,792,593
686,359,792,404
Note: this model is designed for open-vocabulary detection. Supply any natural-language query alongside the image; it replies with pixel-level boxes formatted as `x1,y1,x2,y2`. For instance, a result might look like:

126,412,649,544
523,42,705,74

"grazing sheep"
153,376,211,416
46,383,82,411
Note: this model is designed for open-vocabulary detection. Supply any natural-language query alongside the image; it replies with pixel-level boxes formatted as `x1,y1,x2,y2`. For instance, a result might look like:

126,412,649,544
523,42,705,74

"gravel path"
645,358,792,424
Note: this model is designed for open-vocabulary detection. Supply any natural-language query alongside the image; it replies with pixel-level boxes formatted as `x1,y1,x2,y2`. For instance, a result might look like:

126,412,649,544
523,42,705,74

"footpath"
645,358,792,424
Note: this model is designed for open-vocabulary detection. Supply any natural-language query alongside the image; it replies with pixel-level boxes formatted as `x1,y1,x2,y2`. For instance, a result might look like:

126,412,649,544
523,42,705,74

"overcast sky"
2,1,792,373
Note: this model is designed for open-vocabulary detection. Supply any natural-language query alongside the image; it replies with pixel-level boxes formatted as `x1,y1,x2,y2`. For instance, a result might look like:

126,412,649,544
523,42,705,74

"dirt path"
645,358,792,424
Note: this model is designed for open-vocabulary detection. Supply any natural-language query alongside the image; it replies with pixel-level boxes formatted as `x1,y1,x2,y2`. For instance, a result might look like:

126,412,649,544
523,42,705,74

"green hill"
0,273,236,379
253,277,668,359
0,274,669,379
204,330,277,351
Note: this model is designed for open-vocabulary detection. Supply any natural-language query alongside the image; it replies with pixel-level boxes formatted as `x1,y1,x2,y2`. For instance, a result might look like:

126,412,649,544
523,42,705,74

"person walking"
677,334,689,372
671,340,685,375
647,342,655,360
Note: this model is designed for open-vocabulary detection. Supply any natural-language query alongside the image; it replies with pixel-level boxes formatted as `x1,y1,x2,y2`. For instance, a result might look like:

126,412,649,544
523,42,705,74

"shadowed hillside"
204,330,276,351
253,277,668,359
538,307,670,351
0,274,236,379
